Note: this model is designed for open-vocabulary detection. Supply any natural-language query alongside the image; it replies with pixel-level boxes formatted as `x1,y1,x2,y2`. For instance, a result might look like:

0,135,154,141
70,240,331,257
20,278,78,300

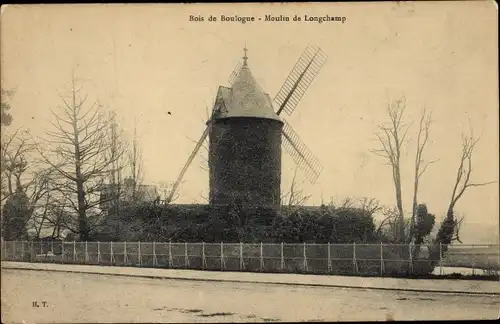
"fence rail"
1,241,498,276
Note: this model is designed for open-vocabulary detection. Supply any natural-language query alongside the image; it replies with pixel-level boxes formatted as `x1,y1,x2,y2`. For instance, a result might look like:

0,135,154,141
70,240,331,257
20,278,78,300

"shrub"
1,187,31,240
267,205,377,244
93,203,378,245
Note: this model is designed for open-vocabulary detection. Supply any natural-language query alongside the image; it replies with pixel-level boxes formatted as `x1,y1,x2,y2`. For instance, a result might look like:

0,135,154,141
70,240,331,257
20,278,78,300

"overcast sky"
1,3,498,235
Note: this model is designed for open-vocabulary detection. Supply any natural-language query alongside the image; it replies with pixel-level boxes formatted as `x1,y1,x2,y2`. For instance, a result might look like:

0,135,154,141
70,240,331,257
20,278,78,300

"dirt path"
2,269,499,323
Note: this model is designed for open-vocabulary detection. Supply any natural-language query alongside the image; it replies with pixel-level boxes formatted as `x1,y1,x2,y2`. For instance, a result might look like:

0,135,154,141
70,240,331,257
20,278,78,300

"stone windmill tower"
168,45,327,209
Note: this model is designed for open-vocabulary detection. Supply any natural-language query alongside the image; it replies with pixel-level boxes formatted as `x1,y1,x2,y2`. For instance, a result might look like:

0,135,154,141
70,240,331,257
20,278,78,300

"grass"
442,245,499,270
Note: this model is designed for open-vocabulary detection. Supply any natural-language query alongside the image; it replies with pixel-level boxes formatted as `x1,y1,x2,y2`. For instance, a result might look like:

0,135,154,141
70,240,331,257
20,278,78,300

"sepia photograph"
1,2,499,323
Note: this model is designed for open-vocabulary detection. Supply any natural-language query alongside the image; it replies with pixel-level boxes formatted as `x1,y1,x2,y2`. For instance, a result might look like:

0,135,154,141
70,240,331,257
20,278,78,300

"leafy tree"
1,183,30,240
411,204,435,259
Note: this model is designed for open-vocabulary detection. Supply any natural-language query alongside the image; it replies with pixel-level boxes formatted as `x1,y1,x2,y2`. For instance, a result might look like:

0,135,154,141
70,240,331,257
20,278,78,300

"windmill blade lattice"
282,120,323,184
274,44,328,116
167,125,209,203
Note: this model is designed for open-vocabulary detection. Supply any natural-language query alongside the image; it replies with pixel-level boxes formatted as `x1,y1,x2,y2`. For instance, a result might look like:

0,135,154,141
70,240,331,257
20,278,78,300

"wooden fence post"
471,246,476,275
153,242,157,267
260,242,264,272
168,241,173,268
352,242,358,275
380,242,384,275
123,242,127,265
30,241,33,263
110,242,114,265
439,243,443,275
327,242,332,272
61,241,64,264
202,242,206,270
408,243,413,275
220,242,224,270
96,241,100,264
239,242,243,270
138,241,142,267
184,242,189,268
85,241,88,264
73,241,76,262
303,242,308,272
280,242,284,271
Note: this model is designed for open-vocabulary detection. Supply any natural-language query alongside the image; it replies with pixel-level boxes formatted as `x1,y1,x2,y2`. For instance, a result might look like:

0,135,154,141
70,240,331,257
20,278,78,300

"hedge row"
96,203,379,245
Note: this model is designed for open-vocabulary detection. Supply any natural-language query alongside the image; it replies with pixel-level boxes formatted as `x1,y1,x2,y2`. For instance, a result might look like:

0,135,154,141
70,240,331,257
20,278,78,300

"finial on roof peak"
243,45,248,66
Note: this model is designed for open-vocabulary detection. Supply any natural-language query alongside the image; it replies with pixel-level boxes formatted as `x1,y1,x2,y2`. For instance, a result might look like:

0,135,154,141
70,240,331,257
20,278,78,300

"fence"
1,240,498,276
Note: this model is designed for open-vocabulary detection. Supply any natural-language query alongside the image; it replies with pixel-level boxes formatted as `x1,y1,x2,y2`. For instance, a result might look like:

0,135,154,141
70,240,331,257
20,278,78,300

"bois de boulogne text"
189,14,347,24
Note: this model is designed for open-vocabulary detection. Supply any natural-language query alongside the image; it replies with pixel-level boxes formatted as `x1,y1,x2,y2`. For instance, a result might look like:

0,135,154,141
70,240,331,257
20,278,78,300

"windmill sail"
281,120,323,184
167,98,223,203
274,44,328,116
167,126,209,203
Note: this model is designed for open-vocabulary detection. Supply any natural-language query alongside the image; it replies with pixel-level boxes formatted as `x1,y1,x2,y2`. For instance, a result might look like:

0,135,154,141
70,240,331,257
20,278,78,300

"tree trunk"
394,166,405,243
7,175,13,196
72,95,88,241
76,179,89,240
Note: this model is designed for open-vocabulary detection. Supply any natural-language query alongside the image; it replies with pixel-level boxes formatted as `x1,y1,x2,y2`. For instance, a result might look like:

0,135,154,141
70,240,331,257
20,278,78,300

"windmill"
167,44,327,208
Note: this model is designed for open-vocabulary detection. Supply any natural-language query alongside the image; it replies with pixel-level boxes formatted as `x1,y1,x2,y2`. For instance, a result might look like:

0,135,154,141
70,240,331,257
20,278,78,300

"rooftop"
212,47,281,122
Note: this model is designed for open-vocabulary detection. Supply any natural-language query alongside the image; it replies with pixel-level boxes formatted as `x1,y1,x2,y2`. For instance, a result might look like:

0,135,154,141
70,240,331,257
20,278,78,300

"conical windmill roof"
213,50,281,122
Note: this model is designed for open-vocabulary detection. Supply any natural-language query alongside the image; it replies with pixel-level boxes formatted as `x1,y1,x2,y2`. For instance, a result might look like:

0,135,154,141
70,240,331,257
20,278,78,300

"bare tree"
157,181,179,205
128,118,143,201
100,110,129,214
1,129,32,202
371,98,411,242
35,75,124,241
1,87,14,128
436,128,496,245
1,128,54,239
358,197,382,215
330,196,355,209
409,109,437,243
107,111,126,187
448,131,496,216
1,88,16,223
45,198,68,239
375,206,412,243
449,214,464,243
375,206,399,241
281,167,311,207
29,192,52,239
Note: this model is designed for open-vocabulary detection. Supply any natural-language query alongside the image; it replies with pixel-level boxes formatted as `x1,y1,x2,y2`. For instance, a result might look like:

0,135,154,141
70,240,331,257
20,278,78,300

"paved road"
1,269,499,323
